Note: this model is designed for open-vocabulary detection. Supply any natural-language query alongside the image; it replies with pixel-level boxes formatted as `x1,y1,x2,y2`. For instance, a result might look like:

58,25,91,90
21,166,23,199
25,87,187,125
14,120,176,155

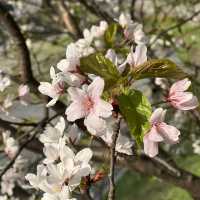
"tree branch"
0,2,37,85
108,117,121,200
77,0,114,22
57,0,82,38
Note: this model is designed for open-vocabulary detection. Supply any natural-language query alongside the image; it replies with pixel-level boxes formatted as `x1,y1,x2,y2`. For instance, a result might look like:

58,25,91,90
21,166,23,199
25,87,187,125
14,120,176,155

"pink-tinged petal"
150,108,166,124
46,96,59,107
157,122,180,144
169,78,191,95
38,82,57,98
178,95,199,110
94,99,113,118
18,84,29,97
74,148,93,164
66,102,86,121
169,92,193,103
67,87,87,102
87,77,104,100
143,134,158,157
133,44,147,66
148,126,164,142
84,114,106,136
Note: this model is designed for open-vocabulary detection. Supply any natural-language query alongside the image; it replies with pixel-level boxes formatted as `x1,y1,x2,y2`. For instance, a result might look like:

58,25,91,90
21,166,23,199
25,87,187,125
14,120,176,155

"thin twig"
108,116,121,200
0,112,61,181
150,9,200,46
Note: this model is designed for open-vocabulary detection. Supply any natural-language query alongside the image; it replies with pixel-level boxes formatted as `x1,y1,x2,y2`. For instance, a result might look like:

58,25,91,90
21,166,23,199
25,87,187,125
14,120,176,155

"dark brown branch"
0,118,37,127
108,117,121,200
57,0,82,38
0,118,17,133
77,0,114,22
92,147,200,200
0,2,37,84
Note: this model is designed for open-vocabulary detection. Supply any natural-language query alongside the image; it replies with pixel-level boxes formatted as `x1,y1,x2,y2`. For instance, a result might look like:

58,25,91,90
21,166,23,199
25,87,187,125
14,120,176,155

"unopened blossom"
57,43,85,86
120,44,147,71
39,117,65,144
143,108,180,157
18,84,31,105
38,67,65,107
91,21,108,38
0,70,11,92
166,78,199,110
119,13,132,28
76,29,94,56
66,77,113,136
105,49,126,73
2,131,19,159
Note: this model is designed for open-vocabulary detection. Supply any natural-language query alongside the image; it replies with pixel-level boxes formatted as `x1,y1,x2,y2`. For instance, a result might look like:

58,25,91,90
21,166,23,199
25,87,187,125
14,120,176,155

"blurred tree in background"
1,0,200,200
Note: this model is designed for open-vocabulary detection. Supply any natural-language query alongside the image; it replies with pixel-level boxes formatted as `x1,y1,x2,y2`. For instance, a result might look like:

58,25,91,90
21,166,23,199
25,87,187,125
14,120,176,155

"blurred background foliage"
1,0,200,199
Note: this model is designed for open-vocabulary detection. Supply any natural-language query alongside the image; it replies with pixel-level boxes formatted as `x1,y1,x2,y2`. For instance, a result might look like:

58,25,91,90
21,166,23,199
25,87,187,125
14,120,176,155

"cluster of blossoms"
37,13,199,161
26,117,91,200
1,131,28,196
0,12,196,200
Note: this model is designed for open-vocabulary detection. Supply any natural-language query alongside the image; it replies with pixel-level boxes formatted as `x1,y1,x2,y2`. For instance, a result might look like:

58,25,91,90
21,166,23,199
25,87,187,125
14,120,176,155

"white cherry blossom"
38,67,65,107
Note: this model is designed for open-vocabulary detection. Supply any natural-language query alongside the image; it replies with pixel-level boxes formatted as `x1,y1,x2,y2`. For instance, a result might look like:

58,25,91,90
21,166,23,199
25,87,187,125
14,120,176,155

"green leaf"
104,23,118,47
80,52,121,89
132,59,187,80
117,89,152,146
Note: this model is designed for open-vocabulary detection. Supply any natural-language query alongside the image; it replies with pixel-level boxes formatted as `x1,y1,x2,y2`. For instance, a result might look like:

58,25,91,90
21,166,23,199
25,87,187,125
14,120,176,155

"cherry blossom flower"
105,49,125,73
76,29,94,56
0,70,11,92
66,77,113,136
2,131,19,159
38,67,65,107
126,44,147,68
143,108,180,157
18,84,31,105
57,43,85,86
41,186,76,200
166,78,199,110
118,13,147,44
25,164,47,189
39,117,65,145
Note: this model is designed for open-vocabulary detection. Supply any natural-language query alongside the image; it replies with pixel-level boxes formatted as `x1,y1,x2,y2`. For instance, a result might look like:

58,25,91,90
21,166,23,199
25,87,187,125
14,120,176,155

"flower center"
84,97,94,112
54,82,65,95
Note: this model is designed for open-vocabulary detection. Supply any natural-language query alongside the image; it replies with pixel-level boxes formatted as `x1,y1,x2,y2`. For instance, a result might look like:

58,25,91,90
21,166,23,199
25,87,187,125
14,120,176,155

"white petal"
75,148,93,164
46,96,59,107
169,78,191,94
150,108,166,124
87,77,105,100
66,102,86,121
143,134,158,157
133,44,147,66
84,114,106,136
94,99,113,118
